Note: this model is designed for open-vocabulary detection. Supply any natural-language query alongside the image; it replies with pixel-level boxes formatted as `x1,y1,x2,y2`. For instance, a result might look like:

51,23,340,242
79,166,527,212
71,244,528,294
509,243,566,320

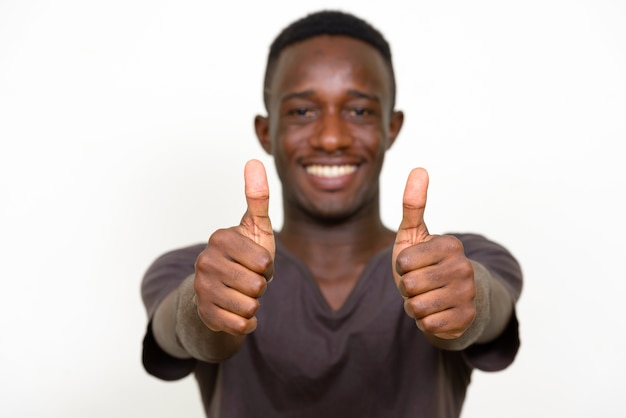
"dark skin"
152,35,512,362
255,35,403,310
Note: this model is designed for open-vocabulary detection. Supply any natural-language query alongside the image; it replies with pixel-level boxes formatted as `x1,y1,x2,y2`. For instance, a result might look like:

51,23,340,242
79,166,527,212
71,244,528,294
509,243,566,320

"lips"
305,164,357,178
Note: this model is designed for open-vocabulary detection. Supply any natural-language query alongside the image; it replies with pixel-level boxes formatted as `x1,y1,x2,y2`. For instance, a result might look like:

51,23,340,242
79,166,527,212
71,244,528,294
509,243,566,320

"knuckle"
406,297,425,317
193,275,206,295
463,306,477,326
241,299,260,319
196,304,220,331
193,271,217,297
249,276,268,297
403,298,416,318
207,228,229,246
442,235,464,253
230,317,256,335
195,246,219,272
465,280,476,300
195,252,210,270
421,315,449,334
398,277,412,296
230,320,247,335
254,252,274,280
395,252,411,275
259,252,273,272
459,259,474,279
455,268,476,298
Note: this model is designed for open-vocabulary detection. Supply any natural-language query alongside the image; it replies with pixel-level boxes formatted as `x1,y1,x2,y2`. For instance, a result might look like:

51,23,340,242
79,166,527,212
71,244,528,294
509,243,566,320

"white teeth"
306,164,357,178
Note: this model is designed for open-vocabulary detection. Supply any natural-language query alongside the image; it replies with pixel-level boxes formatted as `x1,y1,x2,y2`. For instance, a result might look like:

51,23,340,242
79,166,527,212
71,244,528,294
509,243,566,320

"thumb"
393,167,430,258
241,159,275,258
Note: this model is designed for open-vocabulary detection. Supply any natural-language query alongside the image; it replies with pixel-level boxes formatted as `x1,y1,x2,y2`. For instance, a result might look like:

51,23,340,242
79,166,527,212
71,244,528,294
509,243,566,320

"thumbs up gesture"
194,159,275,336
392,168,476,341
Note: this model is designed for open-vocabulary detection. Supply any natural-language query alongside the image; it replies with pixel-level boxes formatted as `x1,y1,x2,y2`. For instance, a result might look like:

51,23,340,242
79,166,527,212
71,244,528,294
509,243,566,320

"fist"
391,168,476,340
194,160,275,335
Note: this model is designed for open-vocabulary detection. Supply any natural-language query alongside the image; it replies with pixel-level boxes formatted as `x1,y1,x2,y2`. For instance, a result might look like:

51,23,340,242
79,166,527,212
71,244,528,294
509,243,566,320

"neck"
277,197,396,311
277,201,395,269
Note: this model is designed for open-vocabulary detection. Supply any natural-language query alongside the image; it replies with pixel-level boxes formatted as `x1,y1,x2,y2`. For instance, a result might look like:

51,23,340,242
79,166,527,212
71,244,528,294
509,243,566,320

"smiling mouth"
305,164,358,178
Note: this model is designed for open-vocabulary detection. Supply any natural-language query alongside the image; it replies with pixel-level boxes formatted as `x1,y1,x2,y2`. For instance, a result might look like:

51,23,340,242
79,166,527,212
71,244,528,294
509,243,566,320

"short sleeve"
140,243,206,380
451,233,523,372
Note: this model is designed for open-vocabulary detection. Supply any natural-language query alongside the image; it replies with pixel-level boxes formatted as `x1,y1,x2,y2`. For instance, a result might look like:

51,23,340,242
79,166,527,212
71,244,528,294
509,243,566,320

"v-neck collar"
274,236,394,316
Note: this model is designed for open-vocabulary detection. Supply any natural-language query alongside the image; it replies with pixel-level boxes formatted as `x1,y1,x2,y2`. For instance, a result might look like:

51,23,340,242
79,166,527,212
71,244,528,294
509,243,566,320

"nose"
310,110,351,152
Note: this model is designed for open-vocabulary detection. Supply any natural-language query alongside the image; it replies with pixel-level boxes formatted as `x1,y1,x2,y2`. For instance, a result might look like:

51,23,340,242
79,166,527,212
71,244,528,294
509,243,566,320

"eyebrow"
346,89,380,102
280,89,381,103
281,90,315,103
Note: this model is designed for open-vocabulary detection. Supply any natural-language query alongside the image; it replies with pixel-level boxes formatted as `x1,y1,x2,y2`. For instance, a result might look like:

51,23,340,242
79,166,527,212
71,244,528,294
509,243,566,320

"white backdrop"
1,0,625,417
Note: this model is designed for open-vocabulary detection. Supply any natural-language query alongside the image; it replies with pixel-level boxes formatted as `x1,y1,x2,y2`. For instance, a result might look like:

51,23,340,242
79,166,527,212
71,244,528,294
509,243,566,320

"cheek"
275,126,315,156
352,127,388,156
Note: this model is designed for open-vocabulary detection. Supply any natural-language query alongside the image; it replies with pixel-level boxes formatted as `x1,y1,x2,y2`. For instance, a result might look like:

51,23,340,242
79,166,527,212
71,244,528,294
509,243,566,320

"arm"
422,259,514,351
152,275,246,362
392,168,520,351
150,160,275,363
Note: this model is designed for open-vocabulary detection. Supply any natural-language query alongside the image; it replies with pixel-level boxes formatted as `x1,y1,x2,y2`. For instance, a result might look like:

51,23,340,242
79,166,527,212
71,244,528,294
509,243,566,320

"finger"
199,303,259,335
244,159,270,220
397,264,445,297
220,265,268,298
414,308,475,340
241,159,275,258
205,230,274,281
397,167,430,242
392,167,431,284
403,288,453,319
211,286,261,320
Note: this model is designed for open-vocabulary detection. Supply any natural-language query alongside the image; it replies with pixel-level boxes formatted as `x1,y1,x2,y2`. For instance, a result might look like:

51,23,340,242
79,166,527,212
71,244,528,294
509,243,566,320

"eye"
289,108,313,117
349,108,372,116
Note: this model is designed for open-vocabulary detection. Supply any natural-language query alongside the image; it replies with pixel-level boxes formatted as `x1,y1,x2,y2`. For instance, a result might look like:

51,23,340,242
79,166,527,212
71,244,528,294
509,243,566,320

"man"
141,10,522,418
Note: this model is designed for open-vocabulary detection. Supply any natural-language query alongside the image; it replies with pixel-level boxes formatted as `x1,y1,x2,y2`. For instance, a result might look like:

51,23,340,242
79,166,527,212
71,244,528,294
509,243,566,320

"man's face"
256,35,403,221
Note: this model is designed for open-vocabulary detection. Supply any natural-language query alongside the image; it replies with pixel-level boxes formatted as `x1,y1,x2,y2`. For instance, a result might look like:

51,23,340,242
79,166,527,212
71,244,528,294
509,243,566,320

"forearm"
152,274,245,363
426,260,513,351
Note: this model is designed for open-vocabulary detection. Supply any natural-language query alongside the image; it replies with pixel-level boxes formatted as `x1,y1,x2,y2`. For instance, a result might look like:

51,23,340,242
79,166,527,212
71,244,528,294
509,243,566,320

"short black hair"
263,10,396,110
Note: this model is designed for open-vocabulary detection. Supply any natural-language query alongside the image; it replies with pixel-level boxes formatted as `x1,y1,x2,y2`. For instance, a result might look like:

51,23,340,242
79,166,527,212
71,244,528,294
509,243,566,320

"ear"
386,110,404,149
254,115,272,154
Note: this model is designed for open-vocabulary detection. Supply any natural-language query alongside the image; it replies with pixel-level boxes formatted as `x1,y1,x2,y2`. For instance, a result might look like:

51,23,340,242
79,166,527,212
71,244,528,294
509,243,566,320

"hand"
193,159,275,336
391,168,476,340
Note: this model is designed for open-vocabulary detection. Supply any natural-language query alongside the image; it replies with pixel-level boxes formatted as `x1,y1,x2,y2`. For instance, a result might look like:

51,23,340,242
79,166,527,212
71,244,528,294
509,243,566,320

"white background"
1,0,625,417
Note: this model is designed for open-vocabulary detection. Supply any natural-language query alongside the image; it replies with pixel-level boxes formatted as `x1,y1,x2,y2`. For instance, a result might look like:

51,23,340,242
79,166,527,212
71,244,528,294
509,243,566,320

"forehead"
268,35,392,102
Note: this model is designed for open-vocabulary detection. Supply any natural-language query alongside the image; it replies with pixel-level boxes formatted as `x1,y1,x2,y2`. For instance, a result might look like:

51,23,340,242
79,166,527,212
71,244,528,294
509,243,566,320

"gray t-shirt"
141,233,522,417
